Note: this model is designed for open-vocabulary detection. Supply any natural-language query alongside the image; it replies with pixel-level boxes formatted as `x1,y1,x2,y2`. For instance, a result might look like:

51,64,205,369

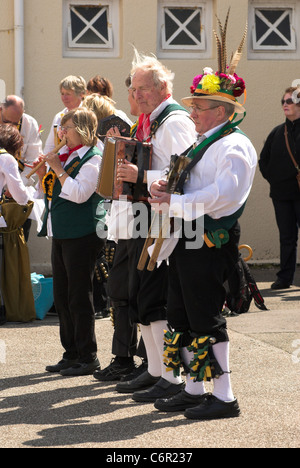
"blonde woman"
83,93,132,134
35,108,106,376
82,93,116,120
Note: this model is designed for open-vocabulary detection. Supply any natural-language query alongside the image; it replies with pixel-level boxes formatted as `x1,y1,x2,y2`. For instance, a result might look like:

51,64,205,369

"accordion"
97,136,152,202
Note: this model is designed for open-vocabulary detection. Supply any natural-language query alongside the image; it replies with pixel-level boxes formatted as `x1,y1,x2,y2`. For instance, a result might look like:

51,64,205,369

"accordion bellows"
97,136,152,202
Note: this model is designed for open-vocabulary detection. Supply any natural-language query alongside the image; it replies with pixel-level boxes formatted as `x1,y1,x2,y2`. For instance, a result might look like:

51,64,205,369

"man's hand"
149,179,171,213
107,126,121,137
117,159,138,183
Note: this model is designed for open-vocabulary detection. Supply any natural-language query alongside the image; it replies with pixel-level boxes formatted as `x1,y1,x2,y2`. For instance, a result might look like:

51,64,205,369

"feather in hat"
182,8,247,113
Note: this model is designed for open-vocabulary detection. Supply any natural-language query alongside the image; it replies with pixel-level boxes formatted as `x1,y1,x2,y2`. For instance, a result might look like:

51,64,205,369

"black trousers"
167,223,241,345
272,199,300,284
52,232,104,363
126,237,168,326
107,240,139,358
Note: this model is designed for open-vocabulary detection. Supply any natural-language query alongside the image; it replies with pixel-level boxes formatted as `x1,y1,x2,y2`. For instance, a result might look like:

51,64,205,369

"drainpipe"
14,0,24,98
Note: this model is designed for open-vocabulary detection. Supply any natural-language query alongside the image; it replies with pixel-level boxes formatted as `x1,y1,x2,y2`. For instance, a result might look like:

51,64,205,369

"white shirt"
60,146,102,203
36,146,102,237
146,96,197,190
17,113,45,230
169,123,257,221
0,151,30,227
20,113,43,180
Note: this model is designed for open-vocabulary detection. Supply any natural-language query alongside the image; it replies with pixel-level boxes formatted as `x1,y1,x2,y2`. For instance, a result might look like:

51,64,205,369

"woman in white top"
35,108,106,376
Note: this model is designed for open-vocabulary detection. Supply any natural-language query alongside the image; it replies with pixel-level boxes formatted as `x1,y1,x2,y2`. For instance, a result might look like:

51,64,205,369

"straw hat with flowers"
182,8,247,115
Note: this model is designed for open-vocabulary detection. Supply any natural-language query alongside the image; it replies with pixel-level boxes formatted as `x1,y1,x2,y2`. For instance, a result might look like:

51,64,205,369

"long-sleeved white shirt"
20,113,43,180
60,146,102,203
0,151,30,227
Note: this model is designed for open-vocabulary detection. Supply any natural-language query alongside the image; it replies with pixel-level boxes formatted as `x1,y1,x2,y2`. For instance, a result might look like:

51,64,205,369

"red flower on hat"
190,74,203,94
232,74,246,97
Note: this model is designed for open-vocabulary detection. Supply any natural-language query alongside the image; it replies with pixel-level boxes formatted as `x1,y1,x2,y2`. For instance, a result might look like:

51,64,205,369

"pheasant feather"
228,23,248,75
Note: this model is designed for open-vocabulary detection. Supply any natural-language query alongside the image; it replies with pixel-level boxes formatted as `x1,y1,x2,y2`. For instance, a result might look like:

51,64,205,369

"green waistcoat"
38,147,105,240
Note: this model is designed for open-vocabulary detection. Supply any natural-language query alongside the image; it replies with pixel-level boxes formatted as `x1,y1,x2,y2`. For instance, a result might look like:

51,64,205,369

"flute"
25,139,67,179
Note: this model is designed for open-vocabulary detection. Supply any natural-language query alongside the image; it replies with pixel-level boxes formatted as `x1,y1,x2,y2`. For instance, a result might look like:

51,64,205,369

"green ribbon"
188,112,246,160
206,229,230,249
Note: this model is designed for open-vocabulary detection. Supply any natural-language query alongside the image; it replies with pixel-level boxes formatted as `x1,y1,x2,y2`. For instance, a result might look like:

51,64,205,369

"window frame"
157,0,213,59
248,0,300,60
62,0,120,58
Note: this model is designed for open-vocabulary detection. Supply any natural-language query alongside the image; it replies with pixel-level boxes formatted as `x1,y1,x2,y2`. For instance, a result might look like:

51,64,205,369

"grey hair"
59,75,87,96
131,48,174,94
212,100,236,118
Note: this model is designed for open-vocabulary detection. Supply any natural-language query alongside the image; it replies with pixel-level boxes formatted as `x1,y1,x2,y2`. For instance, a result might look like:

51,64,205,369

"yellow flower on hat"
201,74,221,94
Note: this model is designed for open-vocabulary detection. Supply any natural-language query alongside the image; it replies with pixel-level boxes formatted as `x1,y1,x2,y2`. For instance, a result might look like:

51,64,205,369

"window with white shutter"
63,0,120,58
157,0,213,59
248,1,300,59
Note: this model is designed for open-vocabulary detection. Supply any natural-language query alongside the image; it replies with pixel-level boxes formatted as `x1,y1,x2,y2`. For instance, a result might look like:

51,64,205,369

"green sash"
131,103,189,139
188,112,246,161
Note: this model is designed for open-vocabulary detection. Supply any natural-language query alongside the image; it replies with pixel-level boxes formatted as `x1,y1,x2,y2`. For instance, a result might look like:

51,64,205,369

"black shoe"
115,371,160,394
184,394,241,420
120,360,148,382
154,390,210,412
60,358,100,376
132,378,185,403
45,359,78,373
93,358,136,382
271,279,291,290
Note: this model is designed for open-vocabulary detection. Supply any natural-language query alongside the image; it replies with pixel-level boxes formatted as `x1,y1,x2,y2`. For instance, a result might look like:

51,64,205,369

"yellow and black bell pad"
163,330,184,378
187,336,224,382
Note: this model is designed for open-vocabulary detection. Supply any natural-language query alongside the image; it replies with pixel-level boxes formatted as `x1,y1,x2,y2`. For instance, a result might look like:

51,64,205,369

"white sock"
212,341,235,402
151,320,183,385
139,324,161,377
181,347,206,396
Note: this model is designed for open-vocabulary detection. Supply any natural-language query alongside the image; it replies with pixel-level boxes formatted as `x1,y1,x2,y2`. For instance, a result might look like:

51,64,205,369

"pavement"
0,266,299,449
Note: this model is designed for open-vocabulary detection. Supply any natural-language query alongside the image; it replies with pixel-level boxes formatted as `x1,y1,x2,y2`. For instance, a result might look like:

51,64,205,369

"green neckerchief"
188,112,246,160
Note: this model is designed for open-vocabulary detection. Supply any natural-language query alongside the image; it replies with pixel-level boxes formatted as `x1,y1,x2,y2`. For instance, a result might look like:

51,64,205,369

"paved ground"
0,266,299,449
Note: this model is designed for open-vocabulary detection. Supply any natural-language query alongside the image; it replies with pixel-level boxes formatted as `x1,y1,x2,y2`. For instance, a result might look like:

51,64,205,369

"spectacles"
60,125,76,132
189,105,220,114
281,98,294,106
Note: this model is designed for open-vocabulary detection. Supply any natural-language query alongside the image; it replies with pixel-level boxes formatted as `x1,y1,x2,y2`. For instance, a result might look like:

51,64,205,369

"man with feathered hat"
148,10,257,420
